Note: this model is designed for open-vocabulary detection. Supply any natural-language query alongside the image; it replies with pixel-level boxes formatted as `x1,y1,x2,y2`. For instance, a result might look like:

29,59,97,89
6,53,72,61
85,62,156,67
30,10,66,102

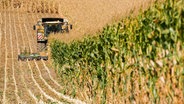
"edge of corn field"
50,0,184,103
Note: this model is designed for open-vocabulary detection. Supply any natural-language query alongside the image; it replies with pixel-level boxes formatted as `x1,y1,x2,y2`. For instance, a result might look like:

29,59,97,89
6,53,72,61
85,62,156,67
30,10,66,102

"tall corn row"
0,0,59,14
27,0,59,14
51,0,184,103
0,0,24,11
0,0,12,10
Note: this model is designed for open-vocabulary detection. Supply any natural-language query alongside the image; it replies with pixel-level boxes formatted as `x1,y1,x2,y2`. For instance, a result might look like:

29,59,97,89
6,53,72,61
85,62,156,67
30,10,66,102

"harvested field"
0,1,85,103
0,0,158,103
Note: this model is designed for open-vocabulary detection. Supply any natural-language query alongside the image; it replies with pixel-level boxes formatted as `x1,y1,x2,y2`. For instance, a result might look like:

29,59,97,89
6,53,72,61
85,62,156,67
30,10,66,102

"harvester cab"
33,18,72,52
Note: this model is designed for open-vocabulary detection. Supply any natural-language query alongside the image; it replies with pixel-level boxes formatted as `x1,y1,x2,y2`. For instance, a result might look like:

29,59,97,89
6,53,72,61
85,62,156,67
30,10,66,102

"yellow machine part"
36,25,44,32
37,29,44,33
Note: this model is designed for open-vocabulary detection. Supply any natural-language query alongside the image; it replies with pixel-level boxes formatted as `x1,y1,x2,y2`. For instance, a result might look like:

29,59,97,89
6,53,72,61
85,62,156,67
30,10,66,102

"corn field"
0,0,59,13
51,0,184,103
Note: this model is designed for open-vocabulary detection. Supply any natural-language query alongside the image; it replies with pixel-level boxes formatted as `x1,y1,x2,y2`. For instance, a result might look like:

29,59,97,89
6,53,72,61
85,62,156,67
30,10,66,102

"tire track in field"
12,12,36,103
16,12,45,103
41,60,62,88
2,10,18,104
0,12,2,46
4,11,21,104
27,62,63,104
2,11,8,104
8,11,21,103
0,11,5,104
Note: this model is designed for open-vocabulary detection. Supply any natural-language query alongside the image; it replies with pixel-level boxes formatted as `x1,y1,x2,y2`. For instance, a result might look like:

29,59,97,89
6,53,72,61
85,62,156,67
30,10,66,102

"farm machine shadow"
18,18,72,61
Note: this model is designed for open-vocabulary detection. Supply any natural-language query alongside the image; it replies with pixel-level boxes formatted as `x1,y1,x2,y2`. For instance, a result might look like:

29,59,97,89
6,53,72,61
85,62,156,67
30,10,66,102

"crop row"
0,0,59,14
51,0,184,103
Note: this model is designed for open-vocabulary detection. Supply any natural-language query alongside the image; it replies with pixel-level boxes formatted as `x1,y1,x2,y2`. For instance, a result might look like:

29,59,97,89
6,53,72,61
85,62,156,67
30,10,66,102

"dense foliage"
51,0,184,103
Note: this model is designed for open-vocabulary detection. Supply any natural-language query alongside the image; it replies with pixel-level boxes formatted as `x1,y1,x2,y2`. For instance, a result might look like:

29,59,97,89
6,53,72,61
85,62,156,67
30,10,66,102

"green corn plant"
50,0,184,103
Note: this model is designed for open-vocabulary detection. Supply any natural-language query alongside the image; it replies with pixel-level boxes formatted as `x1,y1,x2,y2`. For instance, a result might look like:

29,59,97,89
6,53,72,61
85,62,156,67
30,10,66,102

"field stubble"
0,6,85,104
12,11,36,103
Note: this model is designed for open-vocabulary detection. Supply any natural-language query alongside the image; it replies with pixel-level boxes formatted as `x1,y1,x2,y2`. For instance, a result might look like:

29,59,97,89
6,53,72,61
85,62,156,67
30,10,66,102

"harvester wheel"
35,56,41,61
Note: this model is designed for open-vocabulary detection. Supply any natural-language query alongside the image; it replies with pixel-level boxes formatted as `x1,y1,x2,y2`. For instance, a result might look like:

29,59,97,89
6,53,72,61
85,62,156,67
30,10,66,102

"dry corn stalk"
0,0,59,14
